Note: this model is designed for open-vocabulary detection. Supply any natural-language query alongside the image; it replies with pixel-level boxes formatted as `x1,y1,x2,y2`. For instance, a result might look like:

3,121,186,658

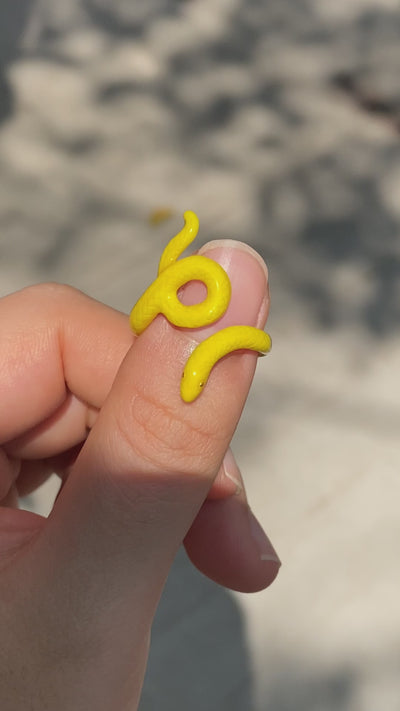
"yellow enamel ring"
129,211,271,402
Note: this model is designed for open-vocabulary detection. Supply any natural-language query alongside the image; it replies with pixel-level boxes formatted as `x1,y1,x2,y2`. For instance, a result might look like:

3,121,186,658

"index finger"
0,284,133,445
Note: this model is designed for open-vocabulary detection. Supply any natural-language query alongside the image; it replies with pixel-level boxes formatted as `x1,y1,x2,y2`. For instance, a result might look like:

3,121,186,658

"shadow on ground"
141,550,361,711
139,547,255,711
0,1,35,122
2,0,399,335
81,1,400,336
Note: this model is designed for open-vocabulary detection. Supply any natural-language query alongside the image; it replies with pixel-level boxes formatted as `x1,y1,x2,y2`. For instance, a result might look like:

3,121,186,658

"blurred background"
1,1,400,709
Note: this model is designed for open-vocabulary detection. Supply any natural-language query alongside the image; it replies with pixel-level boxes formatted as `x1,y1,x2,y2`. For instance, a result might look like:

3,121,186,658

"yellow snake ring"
130,211,271,402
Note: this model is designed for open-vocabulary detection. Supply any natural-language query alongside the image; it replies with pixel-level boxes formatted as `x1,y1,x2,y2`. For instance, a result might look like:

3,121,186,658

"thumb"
37,240,269,616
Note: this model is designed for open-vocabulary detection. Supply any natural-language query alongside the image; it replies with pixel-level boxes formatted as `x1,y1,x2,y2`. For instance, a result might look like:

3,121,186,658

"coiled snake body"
130,211,271,402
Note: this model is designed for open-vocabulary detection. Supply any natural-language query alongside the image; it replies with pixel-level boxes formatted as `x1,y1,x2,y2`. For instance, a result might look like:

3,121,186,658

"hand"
0,240,280,710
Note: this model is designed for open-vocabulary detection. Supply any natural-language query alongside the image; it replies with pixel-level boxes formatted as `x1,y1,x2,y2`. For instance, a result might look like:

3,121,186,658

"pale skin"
0,239,280,710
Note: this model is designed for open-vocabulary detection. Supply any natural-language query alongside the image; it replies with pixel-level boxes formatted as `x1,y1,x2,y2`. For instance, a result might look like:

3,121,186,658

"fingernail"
248,508,281,565
222,447,243,495
179,240,269,341
208,448,244,499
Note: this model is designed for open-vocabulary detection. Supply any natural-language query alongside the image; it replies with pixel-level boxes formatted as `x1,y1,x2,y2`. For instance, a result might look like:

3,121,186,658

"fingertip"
184,496,281,593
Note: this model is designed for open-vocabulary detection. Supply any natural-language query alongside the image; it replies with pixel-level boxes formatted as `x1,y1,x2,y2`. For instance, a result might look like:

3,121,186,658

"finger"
185,449,281,592
4,393,97,460
34,241,274,622
0,283,132,446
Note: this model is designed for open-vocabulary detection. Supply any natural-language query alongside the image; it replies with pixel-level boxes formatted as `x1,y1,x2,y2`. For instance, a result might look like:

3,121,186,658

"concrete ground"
1,1,400,709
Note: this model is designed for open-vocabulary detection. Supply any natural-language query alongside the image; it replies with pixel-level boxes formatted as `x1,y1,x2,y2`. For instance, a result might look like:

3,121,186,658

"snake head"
180,365,205,403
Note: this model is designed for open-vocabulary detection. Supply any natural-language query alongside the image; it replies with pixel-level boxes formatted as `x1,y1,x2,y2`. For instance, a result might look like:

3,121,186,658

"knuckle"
13,283,84,322
19,282,77,302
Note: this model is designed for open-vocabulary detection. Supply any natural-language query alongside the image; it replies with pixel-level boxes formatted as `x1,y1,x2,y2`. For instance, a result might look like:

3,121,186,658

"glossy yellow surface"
129,211,271,402
181,326,271,403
